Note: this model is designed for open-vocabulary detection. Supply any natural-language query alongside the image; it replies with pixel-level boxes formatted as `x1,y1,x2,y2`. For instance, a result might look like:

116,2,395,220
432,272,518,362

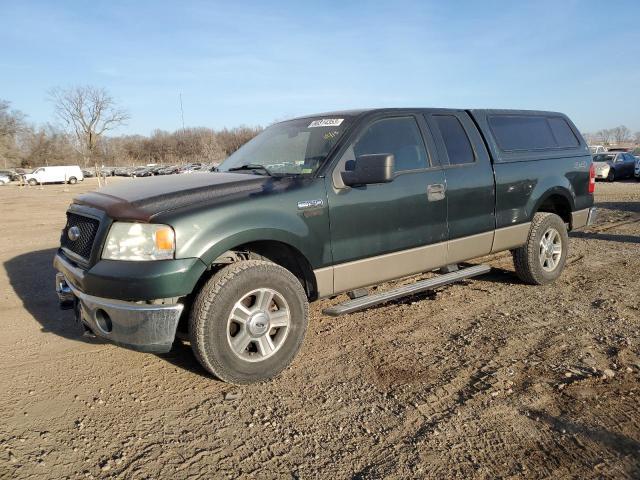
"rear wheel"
189,260,309,384
68,176,77,184
607,169,615,182
512,212,569,285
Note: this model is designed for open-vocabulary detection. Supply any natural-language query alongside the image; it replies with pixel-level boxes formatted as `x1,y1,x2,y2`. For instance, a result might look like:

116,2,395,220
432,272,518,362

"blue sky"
1,0,639,135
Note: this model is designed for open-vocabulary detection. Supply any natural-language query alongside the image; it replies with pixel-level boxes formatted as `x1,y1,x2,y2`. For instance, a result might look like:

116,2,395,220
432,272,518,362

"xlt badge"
297,199,324,210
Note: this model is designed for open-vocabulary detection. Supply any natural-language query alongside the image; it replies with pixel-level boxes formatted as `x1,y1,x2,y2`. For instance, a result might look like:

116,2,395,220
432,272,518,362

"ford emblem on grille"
67,226,81,241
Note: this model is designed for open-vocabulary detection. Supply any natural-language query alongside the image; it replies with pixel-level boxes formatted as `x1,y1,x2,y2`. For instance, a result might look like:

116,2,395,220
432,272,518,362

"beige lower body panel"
314,223,532,298
332,241,448,295
490,222,531,252
447,231,494,264
313,266,334,299
571,208,590,230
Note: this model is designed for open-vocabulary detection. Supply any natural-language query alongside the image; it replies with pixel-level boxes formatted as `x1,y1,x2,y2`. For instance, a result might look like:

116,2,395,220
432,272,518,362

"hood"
74,172,273,221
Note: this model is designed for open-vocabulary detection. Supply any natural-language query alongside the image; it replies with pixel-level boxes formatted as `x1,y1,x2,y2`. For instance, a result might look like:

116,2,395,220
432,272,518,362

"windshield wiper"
227,164,272,176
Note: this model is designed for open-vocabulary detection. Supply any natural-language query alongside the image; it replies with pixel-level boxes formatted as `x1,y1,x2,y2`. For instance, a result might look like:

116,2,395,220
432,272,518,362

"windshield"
592,154,615,163
219,116,352,175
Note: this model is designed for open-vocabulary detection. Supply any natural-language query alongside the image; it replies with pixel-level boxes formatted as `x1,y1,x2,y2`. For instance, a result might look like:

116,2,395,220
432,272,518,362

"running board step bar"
322,264,491,317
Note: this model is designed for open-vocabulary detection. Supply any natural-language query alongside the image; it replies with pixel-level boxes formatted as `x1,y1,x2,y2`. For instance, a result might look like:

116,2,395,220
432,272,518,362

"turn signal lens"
155,227,175,251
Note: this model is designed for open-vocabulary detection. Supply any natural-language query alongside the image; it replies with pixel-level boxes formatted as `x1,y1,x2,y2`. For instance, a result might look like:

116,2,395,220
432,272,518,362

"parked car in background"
179,163,204,174
158,165,180,175
592,152,637,181
589,145,606,154
23,165,84,185
131,166,153,177
0,174,11,185
82,169,94,178
0,169,20,181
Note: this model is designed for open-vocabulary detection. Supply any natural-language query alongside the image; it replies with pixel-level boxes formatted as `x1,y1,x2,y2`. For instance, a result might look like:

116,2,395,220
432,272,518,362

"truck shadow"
4,248,88,342
4,248,213,378
525,408,640,475
595,201,640,214
570,231,640,244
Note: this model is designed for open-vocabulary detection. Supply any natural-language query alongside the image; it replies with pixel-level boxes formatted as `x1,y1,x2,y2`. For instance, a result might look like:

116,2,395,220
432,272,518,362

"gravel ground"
0,178,639,479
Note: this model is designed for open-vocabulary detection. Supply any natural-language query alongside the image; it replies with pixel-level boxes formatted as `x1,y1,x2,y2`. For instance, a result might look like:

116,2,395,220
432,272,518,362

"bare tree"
595,129,613,144
634,131,640,145
611,125,631,144
581,132,596,145
49,86,129,183
0,100,26,168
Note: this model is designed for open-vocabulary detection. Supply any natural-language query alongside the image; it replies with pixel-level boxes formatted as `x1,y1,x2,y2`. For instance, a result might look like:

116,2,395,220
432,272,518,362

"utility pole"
179,93,185,131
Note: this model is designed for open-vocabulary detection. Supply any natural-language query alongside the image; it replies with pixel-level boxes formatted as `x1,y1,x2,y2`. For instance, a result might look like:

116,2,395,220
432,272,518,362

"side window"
548,117,579,147
353,117,427,172
489,115,557,151
433,115,475,165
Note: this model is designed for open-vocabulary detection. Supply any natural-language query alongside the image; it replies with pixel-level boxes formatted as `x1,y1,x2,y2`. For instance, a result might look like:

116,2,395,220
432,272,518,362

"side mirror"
341,154,395,187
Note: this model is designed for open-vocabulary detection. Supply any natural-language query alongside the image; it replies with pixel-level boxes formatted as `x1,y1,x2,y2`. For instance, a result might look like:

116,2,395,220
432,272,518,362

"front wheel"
512,212,569,285
27,178,38,186
189,260,309,384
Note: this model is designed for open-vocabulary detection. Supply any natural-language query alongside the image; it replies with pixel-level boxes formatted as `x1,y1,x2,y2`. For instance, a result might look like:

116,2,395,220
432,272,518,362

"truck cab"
54,108,595,384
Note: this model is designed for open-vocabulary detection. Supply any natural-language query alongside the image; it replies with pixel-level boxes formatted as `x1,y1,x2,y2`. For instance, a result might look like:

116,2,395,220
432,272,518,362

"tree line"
3,88,640,171
0,86,261,170
582,125,640,147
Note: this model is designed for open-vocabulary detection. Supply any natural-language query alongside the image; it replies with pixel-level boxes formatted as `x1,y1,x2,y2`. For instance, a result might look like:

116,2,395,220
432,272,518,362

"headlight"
102,222,175,261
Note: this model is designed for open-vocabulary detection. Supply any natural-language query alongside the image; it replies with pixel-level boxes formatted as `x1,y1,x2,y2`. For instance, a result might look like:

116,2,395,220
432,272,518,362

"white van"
23,166,84,185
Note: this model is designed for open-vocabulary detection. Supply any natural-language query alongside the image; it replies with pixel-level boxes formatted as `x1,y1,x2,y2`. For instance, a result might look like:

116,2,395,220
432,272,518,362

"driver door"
325,114,448,293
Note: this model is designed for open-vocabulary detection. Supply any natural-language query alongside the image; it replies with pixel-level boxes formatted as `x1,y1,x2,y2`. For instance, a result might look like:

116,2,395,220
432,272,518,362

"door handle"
427,183,446,201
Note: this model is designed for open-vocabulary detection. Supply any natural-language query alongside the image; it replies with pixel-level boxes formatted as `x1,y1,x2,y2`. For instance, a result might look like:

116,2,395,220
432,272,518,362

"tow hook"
55,273,75,310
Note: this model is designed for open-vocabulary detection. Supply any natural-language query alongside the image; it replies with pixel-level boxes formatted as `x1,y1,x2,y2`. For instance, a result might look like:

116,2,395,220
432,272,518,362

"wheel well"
537,194,571,225
210,240,318,301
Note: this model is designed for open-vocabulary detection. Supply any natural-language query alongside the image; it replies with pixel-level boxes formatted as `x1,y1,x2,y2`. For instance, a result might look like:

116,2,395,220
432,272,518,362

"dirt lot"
1,177,639,479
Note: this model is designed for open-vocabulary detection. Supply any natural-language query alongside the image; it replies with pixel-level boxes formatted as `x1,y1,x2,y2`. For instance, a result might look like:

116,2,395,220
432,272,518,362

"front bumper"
53,250,207,301
56,272,183,353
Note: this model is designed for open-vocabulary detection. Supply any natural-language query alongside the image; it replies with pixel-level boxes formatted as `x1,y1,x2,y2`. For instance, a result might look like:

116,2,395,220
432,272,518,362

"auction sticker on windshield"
308,118,344,128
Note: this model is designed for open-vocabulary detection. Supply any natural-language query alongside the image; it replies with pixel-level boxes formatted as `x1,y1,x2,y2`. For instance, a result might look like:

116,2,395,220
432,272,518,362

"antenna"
179,93,185,130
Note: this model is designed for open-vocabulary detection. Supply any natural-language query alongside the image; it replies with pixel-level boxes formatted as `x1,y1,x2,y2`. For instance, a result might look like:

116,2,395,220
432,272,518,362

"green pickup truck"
54,108,596,384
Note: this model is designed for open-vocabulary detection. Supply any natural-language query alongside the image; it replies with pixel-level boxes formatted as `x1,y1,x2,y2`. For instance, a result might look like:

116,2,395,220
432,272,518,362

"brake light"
588,163,596,194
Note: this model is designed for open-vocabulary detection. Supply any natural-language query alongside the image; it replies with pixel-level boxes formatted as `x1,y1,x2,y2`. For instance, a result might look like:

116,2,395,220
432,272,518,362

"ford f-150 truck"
54,108,596,384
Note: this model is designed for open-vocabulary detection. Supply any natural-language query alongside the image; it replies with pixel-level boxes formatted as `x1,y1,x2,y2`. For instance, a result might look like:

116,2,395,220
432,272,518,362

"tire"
28,178,37,186
607,169,615,182
68,176,77,185
189,260,309,384
512,212,569,285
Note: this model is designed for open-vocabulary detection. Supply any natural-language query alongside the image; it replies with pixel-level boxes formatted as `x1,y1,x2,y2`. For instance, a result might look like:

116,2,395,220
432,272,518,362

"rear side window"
489,115,579,151
354,117,428,172
433,115,475,165
548,117,579,147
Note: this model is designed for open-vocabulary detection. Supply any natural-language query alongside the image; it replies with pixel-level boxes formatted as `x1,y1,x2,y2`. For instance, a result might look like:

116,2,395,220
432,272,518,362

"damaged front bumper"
55,272,183,353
